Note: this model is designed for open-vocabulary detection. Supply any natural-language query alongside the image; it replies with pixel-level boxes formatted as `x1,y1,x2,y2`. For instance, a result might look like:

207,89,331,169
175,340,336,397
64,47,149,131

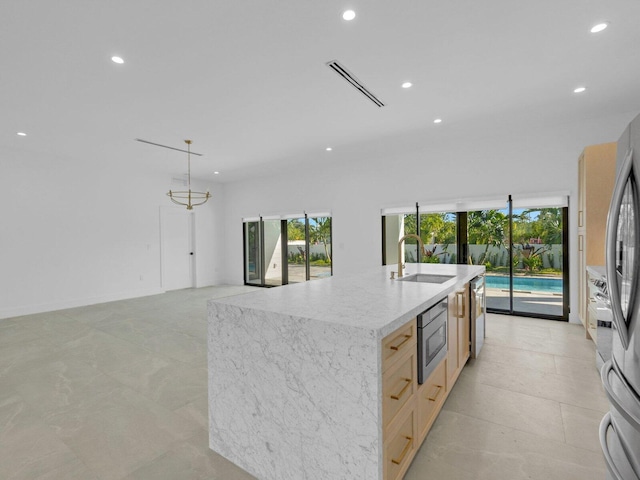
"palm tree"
310,217,332,262
468,210,507,265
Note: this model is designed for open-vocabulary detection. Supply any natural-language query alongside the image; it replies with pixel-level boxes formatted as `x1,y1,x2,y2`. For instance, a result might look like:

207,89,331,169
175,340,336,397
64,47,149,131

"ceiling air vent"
326,60,385,108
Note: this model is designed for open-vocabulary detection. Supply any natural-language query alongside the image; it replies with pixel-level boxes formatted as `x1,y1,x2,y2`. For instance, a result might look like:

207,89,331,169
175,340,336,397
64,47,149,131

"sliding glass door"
382,211,418,265
419,212,457,264
244,214,332,287
467,208,510,311
383,210,458,265
382,196,568,320
286,217,307,284
510,206,565,318
263,219,283,286
309,216,332,280
466,200,568,320
244,221,262,286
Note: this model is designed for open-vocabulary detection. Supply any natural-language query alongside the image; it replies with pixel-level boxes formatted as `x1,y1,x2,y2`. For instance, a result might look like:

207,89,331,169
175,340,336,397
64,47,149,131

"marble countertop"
209,263,485,338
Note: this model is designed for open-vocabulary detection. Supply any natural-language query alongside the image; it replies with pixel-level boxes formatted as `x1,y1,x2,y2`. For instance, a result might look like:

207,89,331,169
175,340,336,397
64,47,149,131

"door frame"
160,206,196,291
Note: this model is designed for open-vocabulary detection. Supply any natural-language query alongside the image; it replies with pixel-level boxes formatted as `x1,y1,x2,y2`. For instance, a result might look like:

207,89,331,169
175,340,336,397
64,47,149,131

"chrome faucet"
397,234,426,278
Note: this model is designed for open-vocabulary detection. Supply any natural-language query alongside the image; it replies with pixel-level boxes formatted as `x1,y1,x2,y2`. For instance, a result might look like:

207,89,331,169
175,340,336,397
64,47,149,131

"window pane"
287,218,307,283
419,213,457,264
244,221,262,285
263,219,283,286
383,213,418,264
309,216,332,280
511,207,563,317
467,209,509,311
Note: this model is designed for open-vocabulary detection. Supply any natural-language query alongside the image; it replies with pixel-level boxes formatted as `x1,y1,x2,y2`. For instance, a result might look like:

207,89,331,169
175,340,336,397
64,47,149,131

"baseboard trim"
0,287,166,320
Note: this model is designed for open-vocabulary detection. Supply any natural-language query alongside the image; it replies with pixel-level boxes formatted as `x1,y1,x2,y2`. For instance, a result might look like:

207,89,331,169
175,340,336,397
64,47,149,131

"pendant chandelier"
167,139,211,210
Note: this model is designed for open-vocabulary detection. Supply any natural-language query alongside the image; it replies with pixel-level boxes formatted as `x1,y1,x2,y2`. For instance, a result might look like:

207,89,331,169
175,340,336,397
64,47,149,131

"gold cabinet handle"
391,436,413,465
389,334,411,351
456,290,465,318
390,378,412,400
428,385,443,402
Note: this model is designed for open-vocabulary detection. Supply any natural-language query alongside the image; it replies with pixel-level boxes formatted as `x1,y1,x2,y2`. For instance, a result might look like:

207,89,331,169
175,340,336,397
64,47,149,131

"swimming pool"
485,275,563,293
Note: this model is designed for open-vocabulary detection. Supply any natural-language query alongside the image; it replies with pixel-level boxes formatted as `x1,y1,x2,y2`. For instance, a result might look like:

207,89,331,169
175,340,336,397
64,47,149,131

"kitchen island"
208,263,484,480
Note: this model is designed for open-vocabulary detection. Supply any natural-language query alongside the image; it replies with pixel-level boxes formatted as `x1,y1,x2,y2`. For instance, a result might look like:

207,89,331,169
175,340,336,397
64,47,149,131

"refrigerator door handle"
600,412,640,480
605,148,635,350
601,359,640,431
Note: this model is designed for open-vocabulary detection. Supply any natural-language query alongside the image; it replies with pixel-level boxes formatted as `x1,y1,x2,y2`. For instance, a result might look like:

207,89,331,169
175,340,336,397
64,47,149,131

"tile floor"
0,287,607,479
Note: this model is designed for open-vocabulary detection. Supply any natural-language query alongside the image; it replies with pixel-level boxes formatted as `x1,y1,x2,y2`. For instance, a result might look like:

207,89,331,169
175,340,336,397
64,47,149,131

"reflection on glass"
287,218,307,283
262,220,283,286
401,213,419,263
617,177,637,322
383,213,418,264
468,209,509,312
511,207,563,317
244,221,262,285
419,213,457,264
467,207,564,317
309,217,332,280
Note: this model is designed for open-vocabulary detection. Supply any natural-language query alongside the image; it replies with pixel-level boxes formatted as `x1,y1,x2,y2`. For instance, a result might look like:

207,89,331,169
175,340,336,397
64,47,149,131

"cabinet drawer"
382,321,416,371
383,350,416,428
417,357,446,441
384,406,417,480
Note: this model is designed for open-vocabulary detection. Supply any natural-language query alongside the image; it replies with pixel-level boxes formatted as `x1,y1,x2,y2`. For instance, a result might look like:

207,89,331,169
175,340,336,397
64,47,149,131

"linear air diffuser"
326,60,385,107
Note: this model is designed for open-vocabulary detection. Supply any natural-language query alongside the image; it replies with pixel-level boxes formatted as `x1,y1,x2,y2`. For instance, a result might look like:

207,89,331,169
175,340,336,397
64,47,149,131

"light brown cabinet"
446,283,470,390
577,143,616,339
446,296,459,387
416,357,446,442
383,343,417,431
382,283,470,480
382,321,418,480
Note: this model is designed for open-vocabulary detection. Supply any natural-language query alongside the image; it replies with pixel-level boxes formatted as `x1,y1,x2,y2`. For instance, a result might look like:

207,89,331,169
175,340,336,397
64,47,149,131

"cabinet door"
417,358,446,442
446,291,459,389
578,238,587,329
382,321,417,372
382,349,417,430
457,285,470,366
383,406,417,480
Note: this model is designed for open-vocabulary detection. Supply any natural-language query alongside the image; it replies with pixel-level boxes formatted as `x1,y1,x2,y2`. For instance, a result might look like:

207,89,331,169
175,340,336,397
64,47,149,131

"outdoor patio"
487,287,563,317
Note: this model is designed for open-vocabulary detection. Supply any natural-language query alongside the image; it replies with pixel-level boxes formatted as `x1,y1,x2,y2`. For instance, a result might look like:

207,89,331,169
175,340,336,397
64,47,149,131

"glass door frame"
459,198,569,321
243,214,333,287
242,219,263,286
382,197,569,321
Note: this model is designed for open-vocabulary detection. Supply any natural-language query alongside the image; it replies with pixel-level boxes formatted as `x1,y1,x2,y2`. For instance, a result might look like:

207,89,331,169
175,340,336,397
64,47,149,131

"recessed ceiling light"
326,147,333,151
342,10,356,21
111,56,124,64
433,118,442,124
17,132,27,136
574,86,587,93
590,22,609,33
214,171,220,175
402,82,412,89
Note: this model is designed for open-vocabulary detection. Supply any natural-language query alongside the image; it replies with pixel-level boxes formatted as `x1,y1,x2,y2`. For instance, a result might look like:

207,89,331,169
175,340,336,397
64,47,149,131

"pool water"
486,275,563,294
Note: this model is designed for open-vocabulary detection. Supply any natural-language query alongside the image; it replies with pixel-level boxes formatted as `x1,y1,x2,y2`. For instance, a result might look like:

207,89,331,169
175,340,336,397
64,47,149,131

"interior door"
160,207,194,291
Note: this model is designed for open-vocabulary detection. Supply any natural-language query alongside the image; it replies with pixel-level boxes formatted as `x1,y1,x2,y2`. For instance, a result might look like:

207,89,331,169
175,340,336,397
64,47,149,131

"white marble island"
208,264,484,480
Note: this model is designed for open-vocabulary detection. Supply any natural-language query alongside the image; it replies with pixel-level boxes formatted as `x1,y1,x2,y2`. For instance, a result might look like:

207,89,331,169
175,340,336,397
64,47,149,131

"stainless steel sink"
397,273,455,284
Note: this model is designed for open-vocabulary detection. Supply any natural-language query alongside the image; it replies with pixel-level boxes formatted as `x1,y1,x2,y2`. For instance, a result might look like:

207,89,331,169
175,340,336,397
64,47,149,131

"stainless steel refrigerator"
601,113,640,480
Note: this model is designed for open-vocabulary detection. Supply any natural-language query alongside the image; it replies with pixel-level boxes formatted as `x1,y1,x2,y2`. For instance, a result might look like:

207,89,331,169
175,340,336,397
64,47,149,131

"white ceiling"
2,0,640,183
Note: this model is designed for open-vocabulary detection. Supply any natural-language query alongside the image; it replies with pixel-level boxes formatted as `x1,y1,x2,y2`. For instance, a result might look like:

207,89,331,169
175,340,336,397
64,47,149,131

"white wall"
3,111,637,321
0,146,220,319
219,112,639,323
